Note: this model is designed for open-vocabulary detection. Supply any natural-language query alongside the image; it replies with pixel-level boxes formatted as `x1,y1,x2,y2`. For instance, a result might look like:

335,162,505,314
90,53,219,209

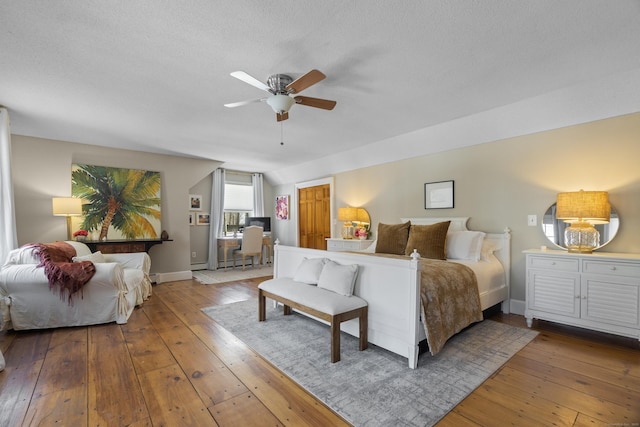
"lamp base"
342,224,354,239
564,221,599,254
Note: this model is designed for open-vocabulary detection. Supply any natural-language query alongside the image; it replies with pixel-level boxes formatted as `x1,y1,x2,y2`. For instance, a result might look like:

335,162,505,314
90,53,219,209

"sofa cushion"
64,241,92,257
375,221,411,255
404,221,451,259
73,251,106,264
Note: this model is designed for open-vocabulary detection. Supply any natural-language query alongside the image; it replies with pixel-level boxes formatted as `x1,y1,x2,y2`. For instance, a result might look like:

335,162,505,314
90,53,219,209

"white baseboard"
151,270,193,284
508,299,526,316
190,263,208,271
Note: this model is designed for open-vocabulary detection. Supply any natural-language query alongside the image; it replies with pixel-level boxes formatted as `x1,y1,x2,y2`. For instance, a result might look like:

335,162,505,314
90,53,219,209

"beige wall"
274,112,640,304
11,134,221,274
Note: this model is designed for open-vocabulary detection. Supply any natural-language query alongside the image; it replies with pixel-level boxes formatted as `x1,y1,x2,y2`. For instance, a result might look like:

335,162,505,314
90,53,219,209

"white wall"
11,134,222,274
273,112,640,303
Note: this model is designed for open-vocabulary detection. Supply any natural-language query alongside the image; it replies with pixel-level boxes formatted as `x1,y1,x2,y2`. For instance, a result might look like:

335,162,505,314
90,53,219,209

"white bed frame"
272,217,511,368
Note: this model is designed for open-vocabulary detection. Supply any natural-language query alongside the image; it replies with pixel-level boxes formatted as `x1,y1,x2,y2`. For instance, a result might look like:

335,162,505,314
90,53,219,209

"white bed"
272,217,511,368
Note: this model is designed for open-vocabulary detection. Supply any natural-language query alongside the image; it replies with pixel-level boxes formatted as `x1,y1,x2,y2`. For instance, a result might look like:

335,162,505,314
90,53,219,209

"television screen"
245,216,271,232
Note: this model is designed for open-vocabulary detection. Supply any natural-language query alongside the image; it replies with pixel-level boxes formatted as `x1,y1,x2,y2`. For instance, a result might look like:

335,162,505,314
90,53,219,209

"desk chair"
232,226,263,270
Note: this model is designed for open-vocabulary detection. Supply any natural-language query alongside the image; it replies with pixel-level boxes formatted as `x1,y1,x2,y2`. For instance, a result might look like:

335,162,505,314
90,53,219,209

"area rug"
202,299,538,427
192,266,273,284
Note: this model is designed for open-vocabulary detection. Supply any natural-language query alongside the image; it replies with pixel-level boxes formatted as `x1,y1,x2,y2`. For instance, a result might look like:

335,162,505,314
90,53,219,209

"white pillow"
73,251,106,264
293,257,327,284
480,239,500,261
317,260,359,296
446,231,485,261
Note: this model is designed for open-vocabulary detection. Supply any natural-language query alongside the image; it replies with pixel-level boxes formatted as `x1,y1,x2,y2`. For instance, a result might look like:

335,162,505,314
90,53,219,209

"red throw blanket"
29,241,96,303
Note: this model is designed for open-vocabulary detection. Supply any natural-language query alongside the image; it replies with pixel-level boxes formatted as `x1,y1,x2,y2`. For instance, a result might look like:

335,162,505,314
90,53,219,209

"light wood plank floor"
0,276,638,426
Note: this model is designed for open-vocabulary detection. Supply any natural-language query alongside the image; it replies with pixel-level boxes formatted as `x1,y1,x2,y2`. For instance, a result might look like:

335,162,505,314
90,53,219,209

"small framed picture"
275,195,289,220
189,212,195,226
424,180,454,209
196,212,210,225
189,194,202,211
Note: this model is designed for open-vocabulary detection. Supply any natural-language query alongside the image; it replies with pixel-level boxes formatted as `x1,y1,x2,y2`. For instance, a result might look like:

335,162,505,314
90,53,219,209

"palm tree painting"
71,164,161,240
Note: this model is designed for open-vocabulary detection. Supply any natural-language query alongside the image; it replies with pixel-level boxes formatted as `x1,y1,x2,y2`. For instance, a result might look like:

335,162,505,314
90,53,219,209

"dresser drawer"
528,256,579,272
583,260,640,278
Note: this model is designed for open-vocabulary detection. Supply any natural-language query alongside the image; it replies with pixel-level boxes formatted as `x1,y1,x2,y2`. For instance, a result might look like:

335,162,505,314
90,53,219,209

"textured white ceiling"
2,1,640,184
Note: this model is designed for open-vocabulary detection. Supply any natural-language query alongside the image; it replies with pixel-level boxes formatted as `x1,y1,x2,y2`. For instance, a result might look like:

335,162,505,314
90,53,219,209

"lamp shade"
338,207,357,222
556,190,610,224
266,94,295,114
52,197,83,216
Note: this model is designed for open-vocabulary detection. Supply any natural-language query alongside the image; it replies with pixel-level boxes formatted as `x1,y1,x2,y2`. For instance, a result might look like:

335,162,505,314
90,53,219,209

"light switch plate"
527,215,537,226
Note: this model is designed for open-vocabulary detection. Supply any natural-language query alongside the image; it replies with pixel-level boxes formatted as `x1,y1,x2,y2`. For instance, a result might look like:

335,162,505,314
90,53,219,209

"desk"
84,239,170,254
218,235,272,269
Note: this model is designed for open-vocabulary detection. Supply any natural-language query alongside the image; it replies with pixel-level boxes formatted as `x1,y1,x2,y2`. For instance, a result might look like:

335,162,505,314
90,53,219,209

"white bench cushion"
259,277,367,316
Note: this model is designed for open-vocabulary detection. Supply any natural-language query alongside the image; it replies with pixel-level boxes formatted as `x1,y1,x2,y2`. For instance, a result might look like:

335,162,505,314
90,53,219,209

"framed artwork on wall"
189,212,195,226
424,180,454,209
275,195,290,220
189,194,202,211
71,164,161,240
196,212,210,225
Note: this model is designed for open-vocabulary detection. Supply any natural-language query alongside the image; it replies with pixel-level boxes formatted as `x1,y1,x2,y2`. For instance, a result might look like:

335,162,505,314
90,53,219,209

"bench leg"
359,308,368,351
331,318,340,363
283,305,291,315
258,291,266,321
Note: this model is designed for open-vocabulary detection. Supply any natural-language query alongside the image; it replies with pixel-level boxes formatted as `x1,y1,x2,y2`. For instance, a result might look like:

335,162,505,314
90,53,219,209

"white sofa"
0,241,152,330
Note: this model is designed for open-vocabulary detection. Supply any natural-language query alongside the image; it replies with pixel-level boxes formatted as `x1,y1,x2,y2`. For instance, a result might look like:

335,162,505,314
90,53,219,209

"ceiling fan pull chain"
280,122,284,146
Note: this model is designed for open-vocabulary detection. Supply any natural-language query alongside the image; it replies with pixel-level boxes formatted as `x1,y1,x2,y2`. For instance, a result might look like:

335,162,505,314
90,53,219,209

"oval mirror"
541,203,620,250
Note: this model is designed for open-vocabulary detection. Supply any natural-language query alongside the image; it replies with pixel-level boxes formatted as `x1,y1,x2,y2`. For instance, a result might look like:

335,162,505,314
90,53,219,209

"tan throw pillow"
404,221,451,259
375,221,411,255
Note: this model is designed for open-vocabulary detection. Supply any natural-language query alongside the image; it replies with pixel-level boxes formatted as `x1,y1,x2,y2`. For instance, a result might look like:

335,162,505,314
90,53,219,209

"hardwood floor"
0,277,638,426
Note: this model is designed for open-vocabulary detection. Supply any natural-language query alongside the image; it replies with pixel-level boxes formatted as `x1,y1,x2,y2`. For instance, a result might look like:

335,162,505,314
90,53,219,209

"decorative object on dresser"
524,249,640,340
52,197,83,240
337,207,370,239
555,190,610,253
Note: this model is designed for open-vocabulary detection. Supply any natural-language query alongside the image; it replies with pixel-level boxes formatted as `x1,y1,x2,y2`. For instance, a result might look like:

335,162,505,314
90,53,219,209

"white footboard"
274,244,422,368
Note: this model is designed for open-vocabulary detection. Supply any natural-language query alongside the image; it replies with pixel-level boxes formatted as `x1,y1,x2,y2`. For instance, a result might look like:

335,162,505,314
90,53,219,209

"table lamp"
556,190,610,253
52,197,83,240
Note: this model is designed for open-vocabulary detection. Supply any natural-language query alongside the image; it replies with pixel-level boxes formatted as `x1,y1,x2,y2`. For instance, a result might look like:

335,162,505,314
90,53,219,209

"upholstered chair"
232,226,263,270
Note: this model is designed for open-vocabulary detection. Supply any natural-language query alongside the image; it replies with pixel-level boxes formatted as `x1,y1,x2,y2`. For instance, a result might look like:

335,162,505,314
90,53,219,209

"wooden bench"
258,278,368,363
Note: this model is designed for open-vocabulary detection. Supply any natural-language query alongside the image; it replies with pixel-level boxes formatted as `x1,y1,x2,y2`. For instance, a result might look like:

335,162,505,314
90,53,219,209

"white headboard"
401,217,511,308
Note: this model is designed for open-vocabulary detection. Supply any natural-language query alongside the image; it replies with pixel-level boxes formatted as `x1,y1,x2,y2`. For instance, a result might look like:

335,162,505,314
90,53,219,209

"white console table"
524,249,640,340
326,238,373,252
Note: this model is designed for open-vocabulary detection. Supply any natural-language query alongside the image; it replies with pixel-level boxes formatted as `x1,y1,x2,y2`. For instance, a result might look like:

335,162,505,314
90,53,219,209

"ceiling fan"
224,69,337,122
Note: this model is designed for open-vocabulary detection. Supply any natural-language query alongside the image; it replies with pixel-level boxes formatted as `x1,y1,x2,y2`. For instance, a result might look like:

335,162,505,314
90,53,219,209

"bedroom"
2,1,640,425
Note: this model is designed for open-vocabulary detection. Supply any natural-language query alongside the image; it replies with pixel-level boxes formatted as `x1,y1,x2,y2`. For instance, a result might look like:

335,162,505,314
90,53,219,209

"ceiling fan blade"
286,69,326,94
224,98,265,108
276,112,289,122
229,71,271,92
294,96,336,110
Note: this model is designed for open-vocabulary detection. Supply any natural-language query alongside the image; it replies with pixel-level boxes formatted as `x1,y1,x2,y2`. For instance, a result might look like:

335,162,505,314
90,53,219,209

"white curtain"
252,173,264,216
207,168,225,270
0,107,18,263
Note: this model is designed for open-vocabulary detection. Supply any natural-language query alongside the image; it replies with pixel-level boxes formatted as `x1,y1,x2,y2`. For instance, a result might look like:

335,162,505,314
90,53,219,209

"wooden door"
298,184,330,250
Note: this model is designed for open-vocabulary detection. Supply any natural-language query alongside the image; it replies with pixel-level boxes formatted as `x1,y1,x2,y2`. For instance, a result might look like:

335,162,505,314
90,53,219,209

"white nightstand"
326,238,373,252
523,249,640,340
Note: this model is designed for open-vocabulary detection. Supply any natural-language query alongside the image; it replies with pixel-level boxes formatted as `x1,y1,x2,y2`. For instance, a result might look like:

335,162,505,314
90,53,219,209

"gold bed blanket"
419,259,483,355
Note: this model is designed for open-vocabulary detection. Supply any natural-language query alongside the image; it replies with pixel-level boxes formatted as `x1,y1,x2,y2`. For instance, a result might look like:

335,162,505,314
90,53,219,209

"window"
223,182,253,235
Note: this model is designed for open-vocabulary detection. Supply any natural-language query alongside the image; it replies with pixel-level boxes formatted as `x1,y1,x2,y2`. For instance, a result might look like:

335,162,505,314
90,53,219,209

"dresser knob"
551,262,556,265
610,266,617,270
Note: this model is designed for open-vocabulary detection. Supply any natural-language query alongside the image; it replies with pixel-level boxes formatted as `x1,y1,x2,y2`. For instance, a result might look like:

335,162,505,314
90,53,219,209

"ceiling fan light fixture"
267,94,295,114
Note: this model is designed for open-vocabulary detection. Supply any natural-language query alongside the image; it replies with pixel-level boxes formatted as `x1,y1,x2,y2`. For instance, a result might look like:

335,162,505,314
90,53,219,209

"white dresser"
326,238,373,252
524,249,640,340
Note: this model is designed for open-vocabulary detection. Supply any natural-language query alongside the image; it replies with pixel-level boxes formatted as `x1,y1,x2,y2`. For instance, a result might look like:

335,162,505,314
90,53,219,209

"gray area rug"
192,266,273,284
202,299,538,427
